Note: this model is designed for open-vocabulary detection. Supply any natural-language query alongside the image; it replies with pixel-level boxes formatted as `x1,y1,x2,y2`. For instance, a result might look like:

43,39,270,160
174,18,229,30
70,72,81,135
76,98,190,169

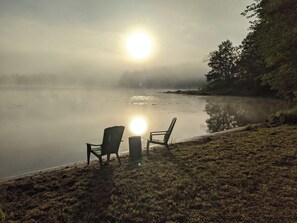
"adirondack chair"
86,126,125,167
147,118,177,154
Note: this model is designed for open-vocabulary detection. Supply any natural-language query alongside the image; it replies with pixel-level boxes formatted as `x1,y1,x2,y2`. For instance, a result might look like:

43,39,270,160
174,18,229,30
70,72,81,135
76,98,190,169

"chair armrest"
151,133,167,136
86,143,102,147
150,131,167,134
150,131,167,136
149,132,169,141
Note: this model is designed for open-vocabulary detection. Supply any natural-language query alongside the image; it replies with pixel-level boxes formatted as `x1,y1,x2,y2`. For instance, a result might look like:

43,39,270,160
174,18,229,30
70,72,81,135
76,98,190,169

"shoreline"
0,126,248,183
164,89,279,99
1,123,296,222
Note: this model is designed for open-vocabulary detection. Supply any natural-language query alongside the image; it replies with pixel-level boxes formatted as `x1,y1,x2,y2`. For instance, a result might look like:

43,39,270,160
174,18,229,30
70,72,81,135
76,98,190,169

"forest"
204,0,297,102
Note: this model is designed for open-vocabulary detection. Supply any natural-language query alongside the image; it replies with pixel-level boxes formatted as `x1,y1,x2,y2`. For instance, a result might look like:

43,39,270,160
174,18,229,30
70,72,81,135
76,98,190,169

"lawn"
1,124,297,222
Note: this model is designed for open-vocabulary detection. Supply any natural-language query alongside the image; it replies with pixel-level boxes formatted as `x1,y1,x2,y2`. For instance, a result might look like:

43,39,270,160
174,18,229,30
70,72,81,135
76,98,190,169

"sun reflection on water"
129,116,148,135
128,95,157,105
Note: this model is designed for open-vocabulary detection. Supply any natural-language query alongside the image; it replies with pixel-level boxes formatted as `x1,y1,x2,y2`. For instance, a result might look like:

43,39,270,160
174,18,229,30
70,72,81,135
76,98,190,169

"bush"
273,108,297,124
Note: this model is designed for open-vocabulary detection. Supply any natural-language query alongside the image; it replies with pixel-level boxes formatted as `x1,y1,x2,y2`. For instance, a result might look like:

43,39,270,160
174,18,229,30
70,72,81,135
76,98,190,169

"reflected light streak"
129,117,148,135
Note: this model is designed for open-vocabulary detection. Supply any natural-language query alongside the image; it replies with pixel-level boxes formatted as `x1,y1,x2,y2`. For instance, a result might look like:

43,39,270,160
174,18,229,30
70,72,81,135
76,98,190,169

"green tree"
205,40,239,89
236,31,273,96
243,0,297,101
238,32,265,82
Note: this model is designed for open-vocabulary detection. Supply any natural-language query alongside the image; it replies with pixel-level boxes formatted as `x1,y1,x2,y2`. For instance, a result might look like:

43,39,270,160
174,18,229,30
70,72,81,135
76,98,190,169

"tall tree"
238,32,265,82
243,0,297,101
205,40,239,88
236,31,273,95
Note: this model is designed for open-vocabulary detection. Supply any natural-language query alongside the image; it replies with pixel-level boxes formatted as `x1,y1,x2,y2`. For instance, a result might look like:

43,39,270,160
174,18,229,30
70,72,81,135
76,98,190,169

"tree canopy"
205,40,238,86
205,0,297,102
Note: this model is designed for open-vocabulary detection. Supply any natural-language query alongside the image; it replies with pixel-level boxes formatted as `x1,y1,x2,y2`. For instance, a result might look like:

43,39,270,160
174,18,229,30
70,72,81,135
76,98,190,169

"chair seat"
150,139,165,144
91,146,102,156
86,126,125,167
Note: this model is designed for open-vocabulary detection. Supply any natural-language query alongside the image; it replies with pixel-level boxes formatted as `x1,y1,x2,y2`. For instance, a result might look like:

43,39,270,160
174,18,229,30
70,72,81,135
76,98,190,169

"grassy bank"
1,124,297,222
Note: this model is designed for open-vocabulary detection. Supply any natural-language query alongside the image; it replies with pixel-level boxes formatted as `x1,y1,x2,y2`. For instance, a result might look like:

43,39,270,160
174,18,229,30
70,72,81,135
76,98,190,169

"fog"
0,64,207,88
119,65,207,89
0,0,253,84
2,0,269,178
0,87,287,178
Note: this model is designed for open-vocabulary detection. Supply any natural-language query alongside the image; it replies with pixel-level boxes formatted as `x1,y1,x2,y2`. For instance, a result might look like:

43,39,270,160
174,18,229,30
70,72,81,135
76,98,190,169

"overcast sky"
0,0,253,79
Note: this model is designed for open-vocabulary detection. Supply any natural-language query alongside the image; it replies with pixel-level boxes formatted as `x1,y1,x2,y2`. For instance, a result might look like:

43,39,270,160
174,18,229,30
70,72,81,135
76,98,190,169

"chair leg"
165,143,170,150
116,153,121,165
87,144,91,165
147,140,150,155
99,156,103,167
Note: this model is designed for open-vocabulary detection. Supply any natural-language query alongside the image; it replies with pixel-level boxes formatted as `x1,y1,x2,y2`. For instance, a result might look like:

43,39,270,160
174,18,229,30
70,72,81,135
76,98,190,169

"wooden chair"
147,118,177,154
86,126,125,167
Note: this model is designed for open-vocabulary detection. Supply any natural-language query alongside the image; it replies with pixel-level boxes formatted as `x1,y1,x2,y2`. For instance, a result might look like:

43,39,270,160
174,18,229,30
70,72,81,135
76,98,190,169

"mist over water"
0,86,286,178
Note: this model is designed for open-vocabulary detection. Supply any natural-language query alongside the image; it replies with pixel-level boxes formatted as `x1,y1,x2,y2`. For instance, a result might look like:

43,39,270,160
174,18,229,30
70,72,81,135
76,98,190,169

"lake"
0,86,287,178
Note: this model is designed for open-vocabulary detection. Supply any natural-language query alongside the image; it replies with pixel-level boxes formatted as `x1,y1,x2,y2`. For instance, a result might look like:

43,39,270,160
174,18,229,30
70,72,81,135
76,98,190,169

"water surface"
0,86,286,178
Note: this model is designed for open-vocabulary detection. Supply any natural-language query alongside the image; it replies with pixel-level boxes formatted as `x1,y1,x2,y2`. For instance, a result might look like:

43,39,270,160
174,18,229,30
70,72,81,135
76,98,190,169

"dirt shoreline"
0,126,248,184
1,124,296,222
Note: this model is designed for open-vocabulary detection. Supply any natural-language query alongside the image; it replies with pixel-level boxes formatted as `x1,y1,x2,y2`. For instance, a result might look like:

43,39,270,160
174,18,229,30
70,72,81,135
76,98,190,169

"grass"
0,124,297,222
0,207,5,222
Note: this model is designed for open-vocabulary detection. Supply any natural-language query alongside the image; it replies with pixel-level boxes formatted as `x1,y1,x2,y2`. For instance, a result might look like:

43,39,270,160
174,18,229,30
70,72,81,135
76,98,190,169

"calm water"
0,86,286,178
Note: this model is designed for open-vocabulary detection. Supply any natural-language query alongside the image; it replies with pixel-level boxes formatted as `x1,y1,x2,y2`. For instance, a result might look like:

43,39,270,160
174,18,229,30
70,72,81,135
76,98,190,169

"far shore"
164,89,279,99
165,89,211,96
1,123,296,222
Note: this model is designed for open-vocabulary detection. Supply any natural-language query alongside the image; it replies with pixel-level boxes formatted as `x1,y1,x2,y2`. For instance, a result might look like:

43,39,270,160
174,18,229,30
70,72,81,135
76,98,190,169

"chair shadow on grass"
72,163,116,222
0,161,117,222
145,144,200,180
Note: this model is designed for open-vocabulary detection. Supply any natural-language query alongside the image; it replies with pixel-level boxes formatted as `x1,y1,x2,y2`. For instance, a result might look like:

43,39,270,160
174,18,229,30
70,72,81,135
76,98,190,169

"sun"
126,32,152,60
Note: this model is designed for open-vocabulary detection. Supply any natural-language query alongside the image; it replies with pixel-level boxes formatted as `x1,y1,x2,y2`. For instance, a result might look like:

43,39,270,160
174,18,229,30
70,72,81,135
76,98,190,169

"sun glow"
129,117,148,135
126,32,152,60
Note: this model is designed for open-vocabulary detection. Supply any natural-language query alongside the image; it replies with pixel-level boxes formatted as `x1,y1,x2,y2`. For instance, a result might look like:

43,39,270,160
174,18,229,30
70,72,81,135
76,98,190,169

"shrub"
273,108,297,124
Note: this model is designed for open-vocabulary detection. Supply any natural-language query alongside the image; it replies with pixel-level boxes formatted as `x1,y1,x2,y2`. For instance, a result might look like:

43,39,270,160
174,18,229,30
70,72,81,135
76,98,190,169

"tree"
242,0,297,101
236,31,273,96
205,40,239,88
238,32,265,82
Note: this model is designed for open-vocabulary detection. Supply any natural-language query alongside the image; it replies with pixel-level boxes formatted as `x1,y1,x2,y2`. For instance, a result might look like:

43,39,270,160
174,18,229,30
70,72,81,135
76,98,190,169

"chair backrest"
164,118,177,143
101,126,125,155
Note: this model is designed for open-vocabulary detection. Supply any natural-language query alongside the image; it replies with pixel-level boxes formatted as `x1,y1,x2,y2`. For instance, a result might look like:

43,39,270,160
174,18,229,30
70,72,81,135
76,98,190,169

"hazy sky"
0,0,253,79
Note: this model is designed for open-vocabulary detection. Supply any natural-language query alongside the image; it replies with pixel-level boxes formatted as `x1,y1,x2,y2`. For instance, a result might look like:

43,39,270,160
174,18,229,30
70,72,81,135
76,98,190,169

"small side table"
129,136,142,160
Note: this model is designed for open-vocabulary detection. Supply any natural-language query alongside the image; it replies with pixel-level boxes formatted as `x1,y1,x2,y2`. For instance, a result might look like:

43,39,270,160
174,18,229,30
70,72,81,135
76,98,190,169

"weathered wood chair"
147,118,177,154
86,126,125,167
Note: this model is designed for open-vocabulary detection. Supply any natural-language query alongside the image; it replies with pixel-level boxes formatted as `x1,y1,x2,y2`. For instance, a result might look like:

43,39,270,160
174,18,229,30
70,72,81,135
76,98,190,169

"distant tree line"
119,69,206,89
0,73,114,86
0,74,58,85
205,0,297,102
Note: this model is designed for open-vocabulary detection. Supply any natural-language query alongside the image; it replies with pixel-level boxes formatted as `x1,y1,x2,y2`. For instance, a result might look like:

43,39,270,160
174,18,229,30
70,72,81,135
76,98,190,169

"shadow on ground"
1,124,297,222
